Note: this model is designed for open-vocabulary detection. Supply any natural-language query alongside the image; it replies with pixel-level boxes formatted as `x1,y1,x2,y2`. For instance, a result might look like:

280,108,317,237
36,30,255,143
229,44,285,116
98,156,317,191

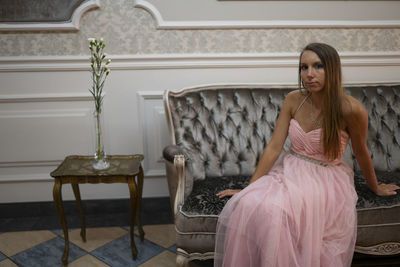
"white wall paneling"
133,0,400,29
0,102,93,181
138,92,170,177
0,53,399,202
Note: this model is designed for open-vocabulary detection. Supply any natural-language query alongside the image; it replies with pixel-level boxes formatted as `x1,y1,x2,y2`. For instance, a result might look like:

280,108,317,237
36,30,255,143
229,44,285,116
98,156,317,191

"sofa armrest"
173,155,185,216
163,145,184,163
163,145,187,215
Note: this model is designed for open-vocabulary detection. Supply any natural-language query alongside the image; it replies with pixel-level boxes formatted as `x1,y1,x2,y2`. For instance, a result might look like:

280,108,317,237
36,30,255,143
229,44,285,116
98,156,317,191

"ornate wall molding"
0,0,100,31
133,0,400,29
1,52,400,72
0,93,93,103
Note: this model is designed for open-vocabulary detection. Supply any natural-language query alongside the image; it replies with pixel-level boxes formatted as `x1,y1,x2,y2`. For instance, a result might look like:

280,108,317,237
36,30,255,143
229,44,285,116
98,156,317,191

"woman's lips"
306,82,318,87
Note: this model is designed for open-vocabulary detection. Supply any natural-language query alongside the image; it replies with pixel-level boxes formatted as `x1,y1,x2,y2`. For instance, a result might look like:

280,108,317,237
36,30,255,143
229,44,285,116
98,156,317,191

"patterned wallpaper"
1,0,400,57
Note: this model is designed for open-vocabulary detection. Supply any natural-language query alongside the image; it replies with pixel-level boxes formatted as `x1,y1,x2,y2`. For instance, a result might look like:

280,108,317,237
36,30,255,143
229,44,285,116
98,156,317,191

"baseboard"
0,197,173,232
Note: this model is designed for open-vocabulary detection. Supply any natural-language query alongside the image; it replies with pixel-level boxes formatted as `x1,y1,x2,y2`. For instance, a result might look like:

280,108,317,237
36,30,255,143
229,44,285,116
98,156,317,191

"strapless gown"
214,119,358,267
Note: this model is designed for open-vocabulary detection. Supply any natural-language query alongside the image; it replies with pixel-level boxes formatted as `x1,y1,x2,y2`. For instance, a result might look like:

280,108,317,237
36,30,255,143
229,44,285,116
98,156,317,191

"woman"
214,43,399,267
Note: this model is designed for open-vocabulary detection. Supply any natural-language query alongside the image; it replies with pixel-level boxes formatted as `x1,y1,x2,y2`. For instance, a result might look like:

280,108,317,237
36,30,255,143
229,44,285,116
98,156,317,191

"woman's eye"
300,65,308,71
315,64,324,69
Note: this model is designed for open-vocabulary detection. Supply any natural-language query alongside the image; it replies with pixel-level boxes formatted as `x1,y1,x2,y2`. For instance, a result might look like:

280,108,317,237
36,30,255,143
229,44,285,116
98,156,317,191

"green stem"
95,112,102,159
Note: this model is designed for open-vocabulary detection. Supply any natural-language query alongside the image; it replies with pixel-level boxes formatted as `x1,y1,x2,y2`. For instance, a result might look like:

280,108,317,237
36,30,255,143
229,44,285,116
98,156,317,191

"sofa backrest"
164,84,400,180
348,85,400,172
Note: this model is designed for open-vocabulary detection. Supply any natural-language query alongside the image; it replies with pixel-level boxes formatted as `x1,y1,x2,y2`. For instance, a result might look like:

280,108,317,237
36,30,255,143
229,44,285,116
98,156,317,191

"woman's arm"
216,91,296,198
248,93,293,184
345,97,400,196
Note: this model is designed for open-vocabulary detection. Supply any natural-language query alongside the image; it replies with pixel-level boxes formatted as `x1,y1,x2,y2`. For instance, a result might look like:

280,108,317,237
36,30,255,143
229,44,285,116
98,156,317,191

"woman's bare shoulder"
342,94,368,126
342,94,366,117
287,89,305,100
285,90,307,111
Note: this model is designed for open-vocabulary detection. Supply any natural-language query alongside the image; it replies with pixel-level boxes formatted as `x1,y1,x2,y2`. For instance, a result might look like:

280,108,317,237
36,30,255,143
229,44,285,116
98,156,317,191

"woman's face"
300,50,325,93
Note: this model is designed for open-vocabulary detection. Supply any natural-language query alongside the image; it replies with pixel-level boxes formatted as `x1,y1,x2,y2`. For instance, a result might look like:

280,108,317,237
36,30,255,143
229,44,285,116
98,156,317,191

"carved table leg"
72,183,86,242
53,179,69,266
128,176,138,259
136,166,145,241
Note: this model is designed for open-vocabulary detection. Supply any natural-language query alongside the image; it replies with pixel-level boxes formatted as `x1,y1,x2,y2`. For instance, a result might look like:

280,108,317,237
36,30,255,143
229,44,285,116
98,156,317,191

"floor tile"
91,234,164,267
138,250,176,267
168,244,177,253
0,252,6,261
51,229,65,236
67,227,127,252
11,237,86,267
0,259,18,267
68,254,110,267
0,230,56,256
141,224,176,248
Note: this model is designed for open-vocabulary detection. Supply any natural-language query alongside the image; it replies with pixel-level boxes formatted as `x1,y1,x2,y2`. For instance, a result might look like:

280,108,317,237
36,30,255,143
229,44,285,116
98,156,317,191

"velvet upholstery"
163,84,400,265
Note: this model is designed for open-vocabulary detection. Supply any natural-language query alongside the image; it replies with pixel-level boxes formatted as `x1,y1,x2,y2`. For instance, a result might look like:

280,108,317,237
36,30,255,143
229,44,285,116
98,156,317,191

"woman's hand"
375,183,400,196
216,189,241,199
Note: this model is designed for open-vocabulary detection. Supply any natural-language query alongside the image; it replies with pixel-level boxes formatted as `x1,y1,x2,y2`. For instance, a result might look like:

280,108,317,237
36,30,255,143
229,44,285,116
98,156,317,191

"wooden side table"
50,155,144,266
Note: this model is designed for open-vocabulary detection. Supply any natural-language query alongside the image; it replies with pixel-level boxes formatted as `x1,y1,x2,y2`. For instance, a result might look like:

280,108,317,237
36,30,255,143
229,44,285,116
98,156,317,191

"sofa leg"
176,254,189,267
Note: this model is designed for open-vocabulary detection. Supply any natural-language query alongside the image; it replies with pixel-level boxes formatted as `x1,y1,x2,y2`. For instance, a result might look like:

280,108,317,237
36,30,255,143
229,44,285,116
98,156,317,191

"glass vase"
92,109,110,170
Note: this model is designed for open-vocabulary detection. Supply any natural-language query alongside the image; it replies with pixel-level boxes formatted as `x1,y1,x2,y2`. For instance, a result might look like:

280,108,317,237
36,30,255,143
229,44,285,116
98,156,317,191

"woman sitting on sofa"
214,43,400,267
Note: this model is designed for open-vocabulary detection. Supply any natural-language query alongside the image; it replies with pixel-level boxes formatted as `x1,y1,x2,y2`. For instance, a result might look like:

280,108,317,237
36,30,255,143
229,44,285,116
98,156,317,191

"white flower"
88,38,110,113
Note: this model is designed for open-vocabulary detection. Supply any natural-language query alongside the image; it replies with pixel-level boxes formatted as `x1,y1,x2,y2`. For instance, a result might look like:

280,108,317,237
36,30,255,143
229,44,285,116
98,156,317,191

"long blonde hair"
298,43,344,159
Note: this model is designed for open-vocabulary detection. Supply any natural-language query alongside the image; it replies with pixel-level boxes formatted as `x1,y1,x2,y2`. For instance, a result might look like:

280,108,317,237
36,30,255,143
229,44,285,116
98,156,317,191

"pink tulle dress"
214,101,358,267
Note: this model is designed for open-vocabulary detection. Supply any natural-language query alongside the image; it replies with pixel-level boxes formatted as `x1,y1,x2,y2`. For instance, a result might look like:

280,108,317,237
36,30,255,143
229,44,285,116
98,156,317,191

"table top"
50,155,144,178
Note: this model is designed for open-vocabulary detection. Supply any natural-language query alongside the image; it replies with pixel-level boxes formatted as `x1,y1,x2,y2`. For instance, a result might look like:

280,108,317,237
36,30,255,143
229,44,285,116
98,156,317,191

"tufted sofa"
162,84,400,266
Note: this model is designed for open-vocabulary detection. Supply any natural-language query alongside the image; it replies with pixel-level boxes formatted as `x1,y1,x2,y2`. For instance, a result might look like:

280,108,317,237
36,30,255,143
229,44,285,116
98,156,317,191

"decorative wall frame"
0,0,100,31
133,0,400,29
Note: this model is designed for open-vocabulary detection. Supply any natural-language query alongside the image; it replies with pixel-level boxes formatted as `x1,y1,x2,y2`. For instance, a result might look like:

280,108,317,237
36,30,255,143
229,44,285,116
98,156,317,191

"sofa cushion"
176,176,250,235
355,170,400,210
354,170,400,247
178,171,399,236
182,175,250,216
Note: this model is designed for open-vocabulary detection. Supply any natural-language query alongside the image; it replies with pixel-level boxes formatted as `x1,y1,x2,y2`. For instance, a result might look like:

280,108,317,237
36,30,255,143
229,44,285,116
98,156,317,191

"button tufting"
246,139,252,150
242,107,248,120
168,86,400,178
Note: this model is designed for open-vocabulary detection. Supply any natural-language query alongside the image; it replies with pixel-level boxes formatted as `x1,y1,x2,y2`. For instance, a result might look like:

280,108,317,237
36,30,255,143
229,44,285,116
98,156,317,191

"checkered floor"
2,226,400,266
0,225,213,267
